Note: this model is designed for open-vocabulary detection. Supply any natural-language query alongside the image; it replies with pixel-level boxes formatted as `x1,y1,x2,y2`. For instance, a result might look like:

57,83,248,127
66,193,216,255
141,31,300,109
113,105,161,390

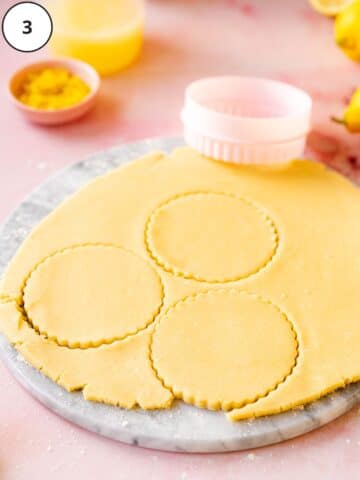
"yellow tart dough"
23,245,164,348
151,289,298,410
146,192,278,282
0,301,172,409
1,146,360,420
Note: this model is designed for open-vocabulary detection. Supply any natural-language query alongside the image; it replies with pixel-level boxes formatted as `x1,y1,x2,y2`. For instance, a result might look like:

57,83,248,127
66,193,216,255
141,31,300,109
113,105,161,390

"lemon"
335,0,360,61
343,88,360,132
309,0,354,16
332,87,360,132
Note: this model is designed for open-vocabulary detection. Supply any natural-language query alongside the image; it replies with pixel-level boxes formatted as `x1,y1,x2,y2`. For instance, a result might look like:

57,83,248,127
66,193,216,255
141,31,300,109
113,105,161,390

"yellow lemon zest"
16,67,90,110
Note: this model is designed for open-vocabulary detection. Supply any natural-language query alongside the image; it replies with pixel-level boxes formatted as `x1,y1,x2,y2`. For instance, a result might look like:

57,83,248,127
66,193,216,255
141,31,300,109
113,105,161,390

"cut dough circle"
146,192,278,283
151,289,298,411
23,245,164,348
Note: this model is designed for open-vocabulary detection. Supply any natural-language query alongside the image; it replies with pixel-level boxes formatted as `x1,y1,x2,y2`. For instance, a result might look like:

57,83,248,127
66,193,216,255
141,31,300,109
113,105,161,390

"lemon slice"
309,0,354,15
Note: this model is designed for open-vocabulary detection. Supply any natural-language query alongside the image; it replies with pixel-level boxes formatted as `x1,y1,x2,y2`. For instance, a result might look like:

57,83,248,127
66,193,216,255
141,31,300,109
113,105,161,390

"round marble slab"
0,136,359,453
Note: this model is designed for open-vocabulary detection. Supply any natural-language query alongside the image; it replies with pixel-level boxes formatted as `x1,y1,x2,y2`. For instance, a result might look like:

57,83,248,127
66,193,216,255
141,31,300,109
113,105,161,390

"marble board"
0,136,359,453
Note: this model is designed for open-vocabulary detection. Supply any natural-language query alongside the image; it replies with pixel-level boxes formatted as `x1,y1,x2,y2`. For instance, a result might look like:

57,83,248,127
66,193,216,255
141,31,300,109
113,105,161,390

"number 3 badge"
2,2,53,52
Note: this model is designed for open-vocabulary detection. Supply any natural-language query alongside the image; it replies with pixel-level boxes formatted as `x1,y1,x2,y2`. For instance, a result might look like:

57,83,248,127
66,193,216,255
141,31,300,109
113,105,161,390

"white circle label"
2,2,53,52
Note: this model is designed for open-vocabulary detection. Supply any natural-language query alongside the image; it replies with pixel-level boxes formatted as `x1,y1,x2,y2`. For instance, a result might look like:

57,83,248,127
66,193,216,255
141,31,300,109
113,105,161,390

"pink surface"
1,0,360,478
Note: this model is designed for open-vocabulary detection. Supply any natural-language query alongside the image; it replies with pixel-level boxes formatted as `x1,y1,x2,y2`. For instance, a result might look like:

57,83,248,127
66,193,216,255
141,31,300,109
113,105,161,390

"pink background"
1,0,360,478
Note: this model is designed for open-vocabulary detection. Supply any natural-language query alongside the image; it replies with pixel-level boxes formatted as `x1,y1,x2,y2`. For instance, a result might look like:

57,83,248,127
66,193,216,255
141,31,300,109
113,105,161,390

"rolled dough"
1,146,360,420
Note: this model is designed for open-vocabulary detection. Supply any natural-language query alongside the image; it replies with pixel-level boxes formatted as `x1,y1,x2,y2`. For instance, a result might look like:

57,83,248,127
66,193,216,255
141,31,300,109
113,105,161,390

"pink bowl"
8,58,100,126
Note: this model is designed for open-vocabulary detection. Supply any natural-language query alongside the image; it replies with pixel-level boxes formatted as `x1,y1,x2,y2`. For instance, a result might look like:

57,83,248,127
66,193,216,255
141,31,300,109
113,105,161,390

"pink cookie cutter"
181,76,312,164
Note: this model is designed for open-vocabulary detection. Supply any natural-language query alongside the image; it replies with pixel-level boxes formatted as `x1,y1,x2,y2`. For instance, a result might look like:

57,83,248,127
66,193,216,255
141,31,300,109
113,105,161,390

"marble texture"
0,136,360,453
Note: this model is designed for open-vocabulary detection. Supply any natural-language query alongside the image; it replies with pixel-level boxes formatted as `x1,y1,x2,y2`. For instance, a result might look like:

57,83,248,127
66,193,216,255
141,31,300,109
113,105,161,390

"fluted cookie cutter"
182,76,312,164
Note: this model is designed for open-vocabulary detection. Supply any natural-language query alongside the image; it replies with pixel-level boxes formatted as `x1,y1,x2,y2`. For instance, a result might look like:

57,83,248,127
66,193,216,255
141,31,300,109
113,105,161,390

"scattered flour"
16,353,27,364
